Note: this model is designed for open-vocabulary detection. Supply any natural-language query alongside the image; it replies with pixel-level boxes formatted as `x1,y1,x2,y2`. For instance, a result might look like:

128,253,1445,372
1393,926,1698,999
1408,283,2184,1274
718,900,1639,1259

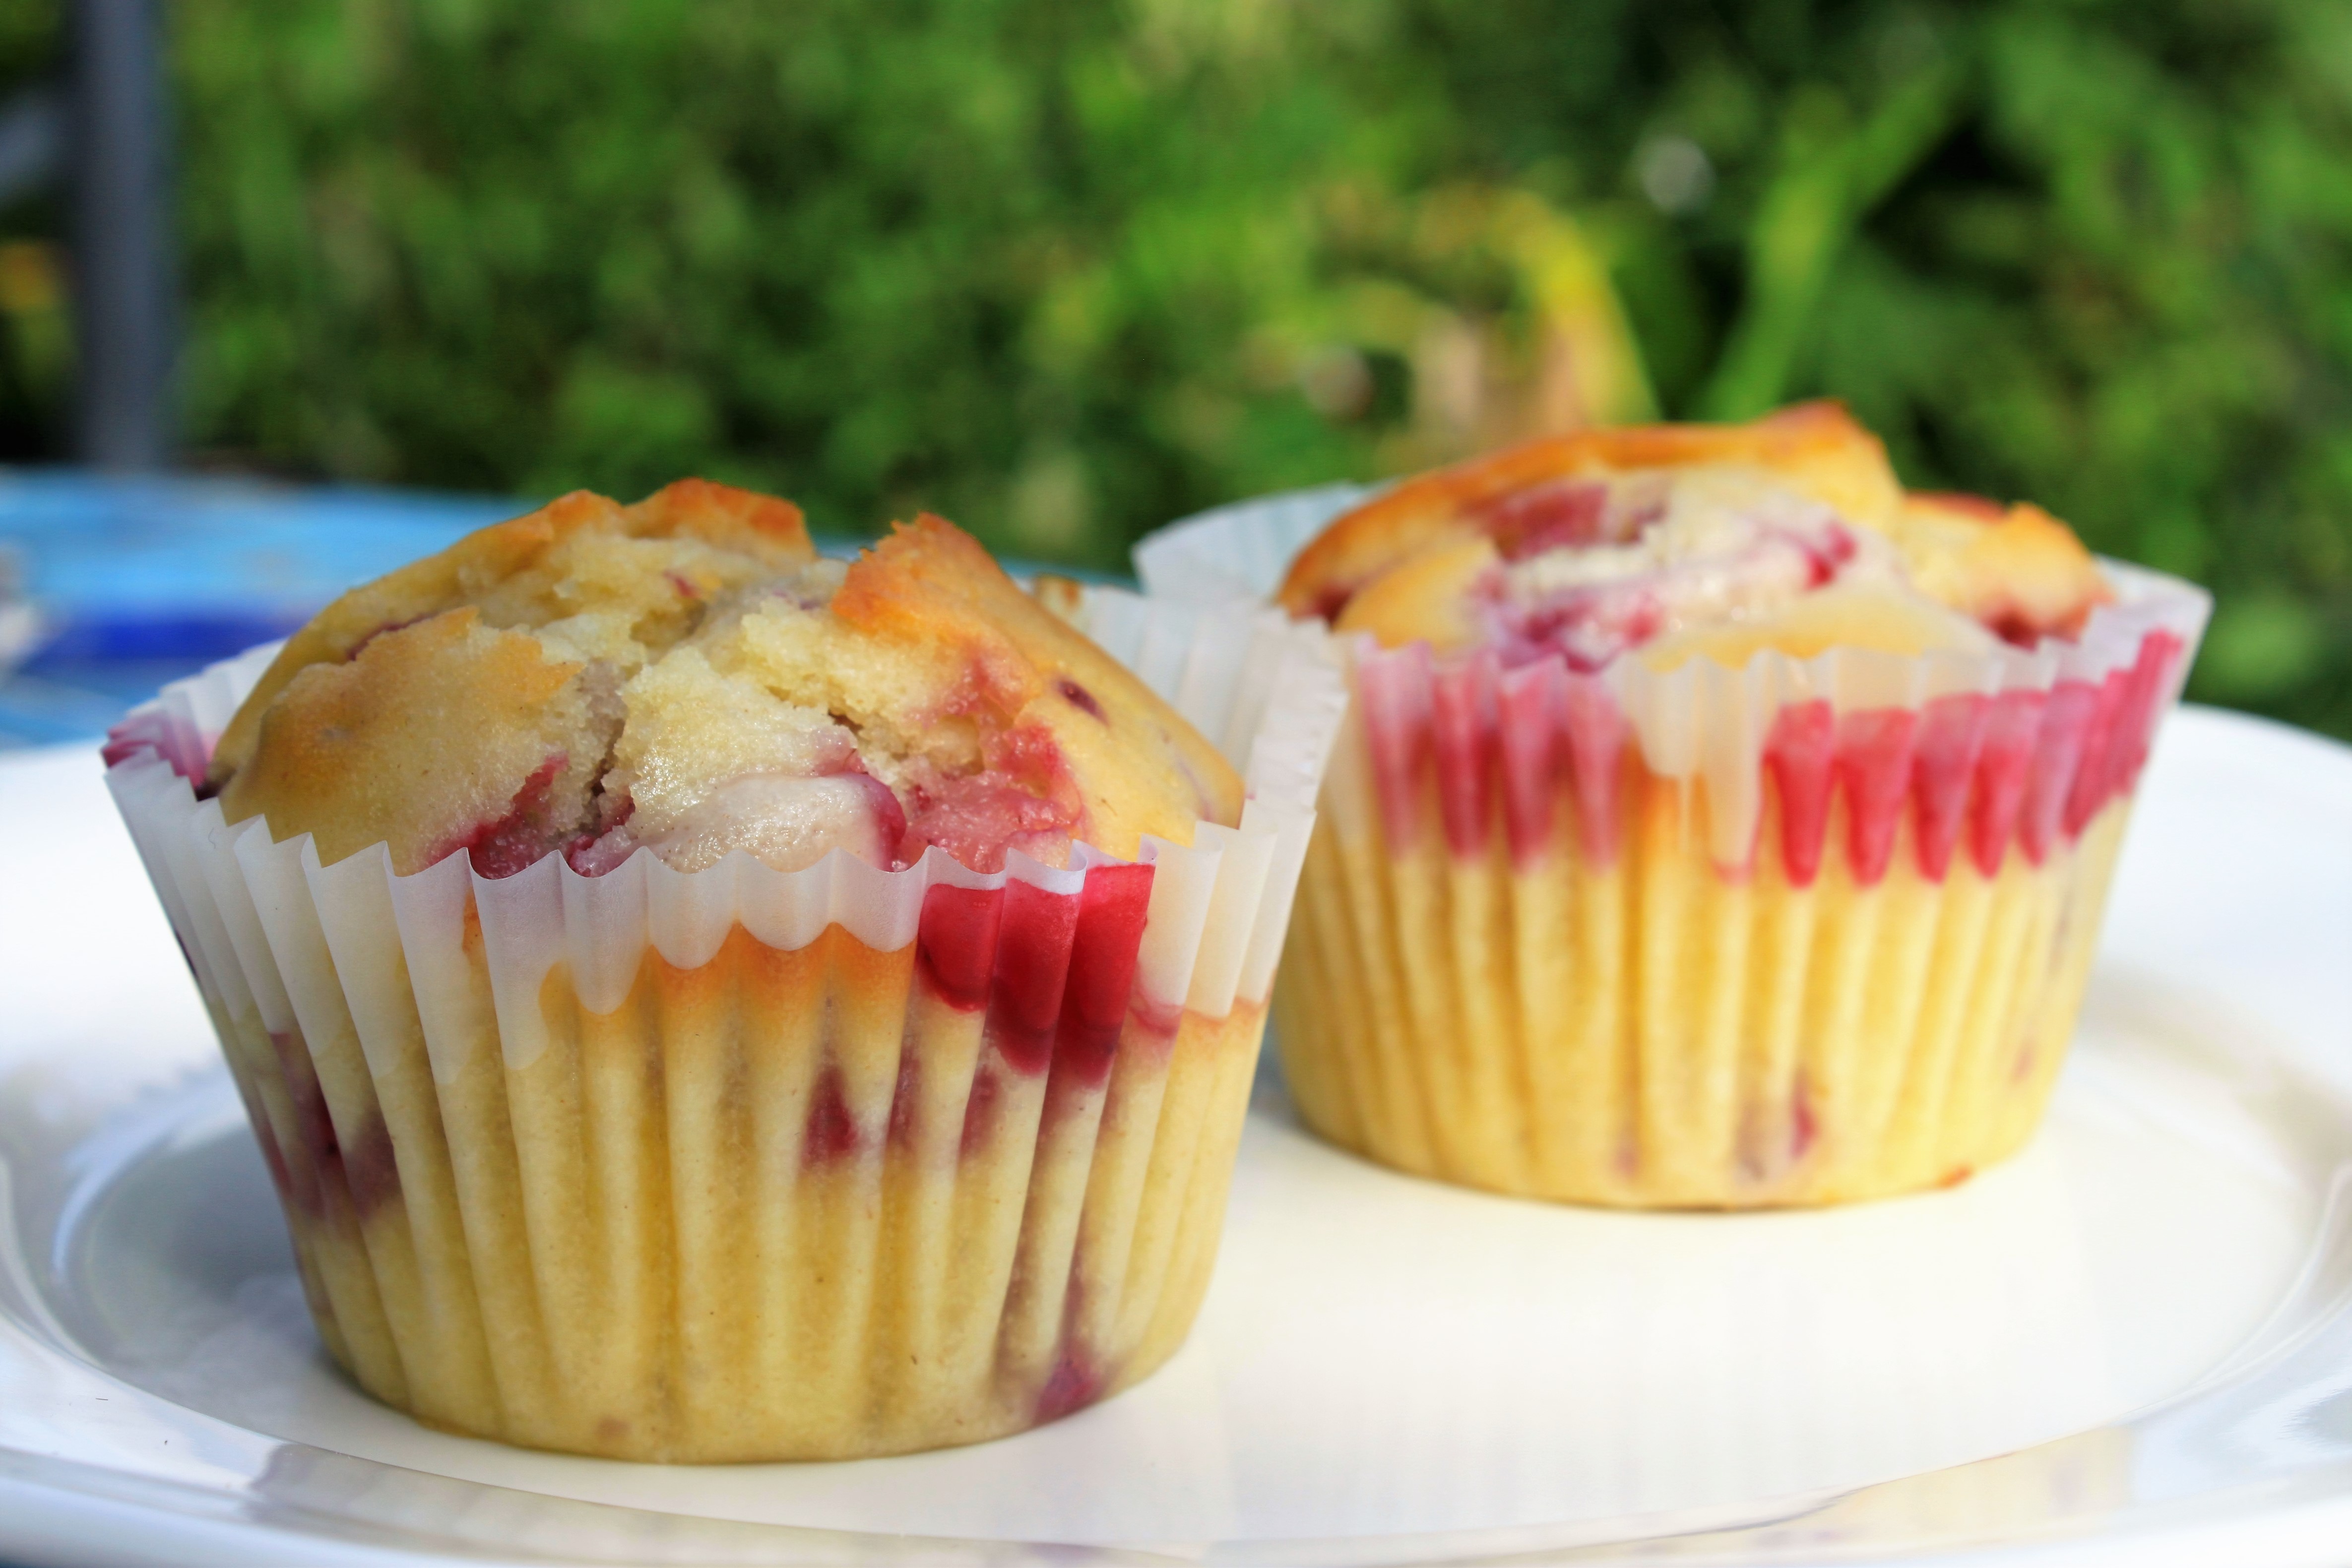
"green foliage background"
2,0,2350,737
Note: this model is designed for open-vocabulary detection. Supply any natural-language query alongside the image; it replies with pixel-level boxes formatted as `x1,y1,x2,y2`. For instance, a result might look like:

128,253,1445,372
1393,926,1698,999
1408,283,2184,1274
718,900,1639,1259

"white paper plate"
3,706,2350,1568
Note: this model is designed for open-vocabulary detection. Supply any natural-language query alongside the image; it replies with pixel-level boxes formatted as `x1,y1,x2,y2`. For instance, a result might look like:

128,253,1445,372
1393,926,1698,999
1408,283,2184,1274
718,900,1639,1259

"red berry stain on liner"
1560,676,1630,866
101,709,214,785
1966,690,2042,878
266,1029,328,1219
986,879,1081,1077
918,884,1003,1011
2018,682,2096,866
1430,654,1499,860
1764,702,1836,886
1496,660,1560,863
1027,1241,1119,1423
339,1107,402,1219
271,1027,400,1220
222,1060,296,1210
1362,627,2180,886
1355,645,1434,853
924,861,1154,1150
1835,706,1919,885
1049,863,1154,1089
1034,1344,1106,1424
249,1104,296,1206
1360,641,1630,868
959,1065,1004,1158
1491,659,1635,870
885,1048,923,1150
803,1063,860,1168
1910,693,1989,881
1127,993,1185,1045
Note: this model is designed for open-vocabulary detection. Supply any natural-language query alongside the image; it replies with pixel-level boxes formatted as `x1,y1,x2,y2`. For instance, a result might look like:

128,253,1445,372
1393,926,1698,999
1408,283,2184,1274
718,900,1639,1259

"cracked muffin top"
213,480,1240,878
1276,402,2112,671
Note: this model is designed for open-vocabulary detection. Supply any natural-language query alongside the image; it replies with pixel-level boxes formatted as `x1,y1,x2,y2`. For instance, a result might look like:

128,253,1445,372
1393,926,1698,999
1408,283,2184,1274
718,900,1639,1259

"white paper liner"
1134,487,2212,872
1132,481,1374,606
1055,583,1345,1000
107,603,1348,1086
99,637,282,781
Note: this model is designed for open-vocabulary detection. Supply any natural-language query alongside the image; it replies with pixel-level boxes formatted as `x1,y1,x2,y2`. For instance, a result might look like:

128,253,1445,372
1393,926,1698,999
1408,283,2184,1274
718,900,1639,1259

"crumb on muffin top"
1276,402,2112,670
215,481,1241,878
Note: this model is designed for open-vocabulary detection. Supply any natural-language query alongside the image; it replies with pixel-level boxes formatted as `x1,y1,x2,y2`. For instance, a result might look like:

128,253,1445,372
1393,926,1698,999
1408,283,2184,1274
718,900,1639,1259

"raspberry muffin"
1147,403,2208,1207
105,481,1338,1459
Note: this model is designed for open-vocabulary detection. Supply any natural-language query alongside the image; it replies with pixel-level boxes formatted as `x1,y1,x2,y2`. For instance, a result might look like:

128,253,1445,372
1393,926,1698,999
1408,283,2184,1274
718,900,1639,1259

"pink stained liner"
1352,626,2185,888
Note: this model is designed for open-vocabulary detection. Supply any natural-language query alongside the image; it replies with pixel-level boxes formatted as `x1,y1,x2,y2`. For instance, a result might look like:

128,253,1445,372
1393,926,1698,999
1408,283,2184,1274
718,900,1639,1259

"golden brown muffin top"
1275,402,2111,668
217,483,1240,876
1894,491,2113,645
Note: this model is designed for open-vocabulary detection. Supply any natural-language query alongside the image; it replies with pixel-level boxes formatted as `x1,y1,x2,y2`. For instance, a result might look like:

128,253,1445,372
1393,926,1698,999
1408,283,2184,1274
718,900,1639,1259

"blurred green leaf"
1701,64,1961,420
2193,591,2329,702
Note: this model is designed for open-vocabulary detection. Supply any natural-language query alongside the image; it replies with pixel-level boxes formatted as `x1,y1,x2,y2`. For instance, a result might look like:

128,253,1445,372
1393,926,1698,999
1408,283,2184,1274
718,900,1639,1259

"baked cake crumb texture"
215,483,1238,880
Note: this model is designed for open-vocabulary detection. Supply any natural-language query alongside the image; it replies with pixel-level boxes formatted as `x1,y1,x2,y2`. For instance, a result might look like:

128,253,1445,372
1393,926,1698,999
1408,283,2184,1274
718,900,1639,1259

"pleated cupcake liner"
104,583,1347,1459
1137,488,2211,1206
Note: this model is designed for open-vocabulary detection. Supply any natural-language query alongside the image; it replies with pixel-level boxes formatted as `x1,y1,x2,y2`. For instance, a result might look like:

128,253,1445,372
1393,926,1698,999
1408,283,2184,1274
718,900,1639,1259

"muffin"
104,480,1341,1459
1143,402,2209,1207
